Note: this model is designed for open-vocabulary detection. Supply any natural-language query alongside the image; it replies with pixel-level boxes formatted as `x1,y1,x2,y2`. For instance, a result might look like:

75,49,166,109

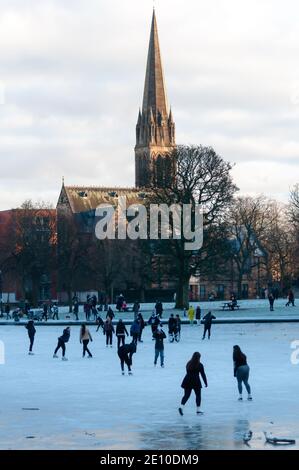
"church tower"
135,10,176,188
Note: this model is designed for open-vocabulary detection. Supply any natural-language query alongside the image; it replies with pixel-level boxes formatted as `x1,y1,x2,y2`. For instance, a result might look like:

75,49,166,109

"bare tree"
147,145,238,308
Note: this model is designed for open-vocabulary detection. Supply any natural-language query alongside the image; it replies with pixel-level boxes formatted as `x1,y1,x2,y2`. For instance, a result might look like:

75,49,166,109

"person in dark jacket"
96,314,104,332
137,313,145,342
286,290,295,307
130,319,141,346
104,319,115,347
202,311,216,340
25,320,36,355
153,326,166,367
5,304,11,320
155,301,163,318
116,319,129,348
233,345,252,401
53,327,70,360
195,306,201,323
133,301,140,320
268,293,275,311
148,313,161,338
168,314,177,342
175,314,181,342
42,302,48,321
118,342,136,375
106,306,115,321
116,294,124,312
179,352,208,415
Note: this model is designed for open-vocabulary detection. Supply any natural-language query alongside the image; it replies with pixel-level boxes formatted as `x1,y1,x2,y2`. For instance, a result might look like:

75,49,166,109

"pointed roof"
142,10,169,117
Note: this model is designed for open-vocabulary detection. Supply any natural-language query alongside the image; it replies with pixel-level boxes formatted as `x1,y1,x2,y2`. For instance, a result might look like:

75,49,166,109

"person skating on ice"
116,319,129,349
53,326,70,361
130,318,141,346
233,345,252,401
179,352,208,416
202,311,216,340
104,318,114,347
80,323,93,358
137,312,145,342
168,314,176,342
175,314,181,342
153,325,166,367
286,289,295,307
25,320,36,355
118,342,136,375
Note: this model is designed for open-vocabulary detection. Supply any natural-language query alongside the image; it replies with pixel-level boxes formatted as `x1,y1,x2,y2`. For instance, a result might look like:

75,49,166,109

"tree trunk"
237,275,242,299
175,277,190,309
67,286,73,313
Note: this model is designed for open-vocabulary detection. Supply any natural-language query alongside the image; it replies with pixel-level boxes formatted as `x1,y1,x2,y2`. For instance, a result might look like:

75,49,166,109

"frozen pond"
0,322,298,449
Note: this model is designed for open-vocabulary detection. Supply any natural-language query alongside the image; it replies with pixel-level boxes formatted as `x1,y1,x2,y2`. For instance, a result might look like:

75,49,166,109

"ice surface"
0,322,298,450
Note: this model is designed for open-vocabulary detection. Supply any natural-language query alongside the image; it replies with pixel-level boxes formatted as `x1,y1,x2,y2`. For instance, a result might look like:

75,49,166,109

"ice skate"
121,371,125,375
28,352,34,355
247,395,252,401
53,354,58,358
62,357,68,361
128,371,133,375
178,407,184,416
196,407,204,415
238,395,243,401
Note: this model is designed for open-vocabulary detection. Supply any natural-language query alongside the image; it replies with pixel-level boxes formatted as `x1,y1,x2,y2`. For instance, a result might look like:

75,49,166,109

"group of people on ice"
23,302,251,415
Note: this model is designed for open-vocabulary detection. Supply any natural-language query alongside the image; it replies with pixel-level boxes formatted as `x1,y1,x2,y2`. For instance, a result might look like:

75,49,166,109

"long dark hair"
81,323,86,335
233,345,246,362
186,352,201,372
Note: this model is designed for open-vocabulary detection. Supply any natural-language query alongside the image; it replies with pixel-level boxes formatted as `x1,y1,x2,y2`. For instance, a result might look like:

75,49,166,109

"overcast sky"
0,0,299,210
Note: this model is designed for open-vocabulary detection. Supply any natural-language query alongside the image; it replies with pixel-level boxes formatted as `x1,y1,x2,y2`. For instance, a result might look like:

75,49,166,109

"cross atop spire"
142,9,168,118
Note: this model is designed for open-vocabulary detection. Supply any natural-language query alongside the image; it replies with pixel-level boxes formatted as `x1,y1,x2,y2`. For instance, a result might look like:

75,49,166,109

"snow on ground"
0,321,298,450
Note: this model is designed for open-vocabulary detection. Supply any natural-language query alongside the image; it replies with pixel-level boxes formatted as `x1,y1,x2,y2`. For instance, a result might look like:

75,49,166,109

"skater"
195,305,201,324
42,302,48,321
80,323,93,358
168,314,177,342
202,311,216,340
5,303,11,320
118,342,136,375
73,296,79,320
106,306,115,322
153,325,166,367
116,319,129,349
116,294,124,312
133,300,140,320
130,318,141,346
175,314,181,342
268,293,275,311
25,320,36,355
286,290,295,307
155,300,163,318
84,301,92,321
148,312,160,338
188,305,195,325
178,352,208,416
52,303,59,320
104,318,114,347
233,345,252,401
96,313,104,332
137,312,145,342
53,326,70,360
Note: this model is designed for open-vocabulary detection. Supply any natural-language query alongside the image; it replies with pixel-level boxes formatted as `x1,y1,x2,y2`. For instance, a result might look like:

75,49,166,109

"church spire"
142,9,168,118
135,10,176,188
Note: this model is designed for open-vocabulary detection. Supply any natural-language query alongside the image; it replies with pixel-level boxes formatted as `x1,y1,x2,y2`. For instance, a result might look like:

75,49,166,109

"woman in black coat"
25,320,36,355
116,319,129,349
179,352,208,415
